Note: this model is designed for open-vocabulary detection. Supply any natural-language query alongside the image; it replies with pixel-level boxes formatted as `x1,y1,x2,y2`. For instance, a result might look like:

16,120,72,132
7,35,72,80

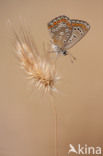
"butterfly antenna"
69,53,76,63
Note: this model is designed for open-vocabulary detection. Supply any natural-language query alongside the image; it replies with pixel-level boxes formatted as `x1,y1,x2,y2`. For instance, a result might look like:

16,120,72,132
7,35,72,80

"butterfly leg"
68,52,76,63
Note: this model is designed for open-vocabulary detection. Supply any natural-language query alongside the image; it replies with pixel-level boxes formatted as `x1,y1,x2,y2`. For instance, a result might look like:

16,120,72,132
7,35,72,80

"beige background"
0,0,103,156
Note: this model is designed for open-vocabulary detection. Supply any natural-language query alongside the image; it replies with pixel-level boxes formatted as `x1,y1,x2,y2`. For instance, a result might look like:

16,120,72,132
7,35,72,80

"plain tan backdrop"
0,0,103,156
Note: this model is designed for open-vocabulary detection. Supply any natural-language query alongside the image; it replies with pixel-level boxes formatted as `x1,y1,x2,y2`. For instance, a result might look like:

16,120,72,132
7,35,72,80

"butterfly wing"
65,20,90,50
48,15,73,49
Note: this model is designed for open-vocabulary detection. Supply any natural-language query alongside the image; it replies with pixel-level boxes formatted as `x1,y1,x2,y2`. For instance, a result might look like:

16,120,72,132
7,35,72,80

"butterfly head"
62,49,68,55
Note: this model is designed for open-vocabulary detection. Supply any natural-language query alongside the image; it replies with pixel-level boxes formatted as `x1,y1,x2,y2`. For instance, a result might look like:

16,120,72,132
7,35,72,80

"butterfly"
48,15,90,57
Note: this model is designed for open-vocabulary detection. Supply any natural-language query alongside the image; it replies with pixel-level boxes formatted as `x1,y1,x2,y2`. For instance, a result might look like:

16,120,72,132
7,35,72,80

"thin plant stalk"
50,102,58,156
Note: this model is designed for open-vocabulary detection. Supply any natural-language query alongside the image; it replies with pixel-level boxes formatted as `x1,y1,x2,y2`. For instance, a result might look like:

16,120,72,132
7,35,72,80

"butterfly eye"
63,50,67,55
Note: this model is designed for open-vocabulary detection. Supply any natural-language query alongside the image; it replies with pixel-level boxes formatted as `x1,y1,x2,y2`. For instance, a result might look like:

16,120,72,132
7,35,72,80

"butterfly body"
48,15,90,56
51,43,68,55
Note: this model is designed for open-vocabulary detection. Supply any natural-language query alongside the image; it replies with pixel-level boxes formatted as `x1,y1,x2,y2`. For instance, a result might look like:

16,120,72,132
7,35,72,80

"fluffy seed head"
13,27,60,93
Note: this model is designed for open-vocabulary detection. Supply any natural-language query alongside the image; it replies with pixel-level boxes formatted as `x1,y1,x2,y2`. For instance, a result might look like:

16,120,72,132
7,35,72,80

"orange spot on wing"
67,22,71,26
63,19,67,23
57,20,61,23
53,22,57,25
72,23,88,31
61,18,68,23
66,22,72,30
61,18,64,22
48,25,53,29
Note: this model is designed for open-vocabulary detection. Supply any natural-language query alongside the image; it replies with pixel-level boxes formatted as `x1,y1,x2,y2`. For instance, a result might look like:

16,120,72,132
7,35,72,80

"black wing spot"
73,35,77,38
77,27,81,32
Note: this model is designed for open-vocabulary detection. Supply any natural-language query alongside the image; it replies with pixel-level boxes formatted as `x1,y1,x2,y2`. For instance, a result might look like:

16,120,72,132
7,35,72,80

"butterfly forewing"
48,15,73,49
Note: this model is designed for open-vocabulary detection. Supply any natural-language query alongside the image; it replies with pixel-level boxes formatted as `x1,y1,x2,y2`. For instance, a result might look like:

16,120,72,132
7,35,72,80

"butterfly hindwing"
65,19,90,50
